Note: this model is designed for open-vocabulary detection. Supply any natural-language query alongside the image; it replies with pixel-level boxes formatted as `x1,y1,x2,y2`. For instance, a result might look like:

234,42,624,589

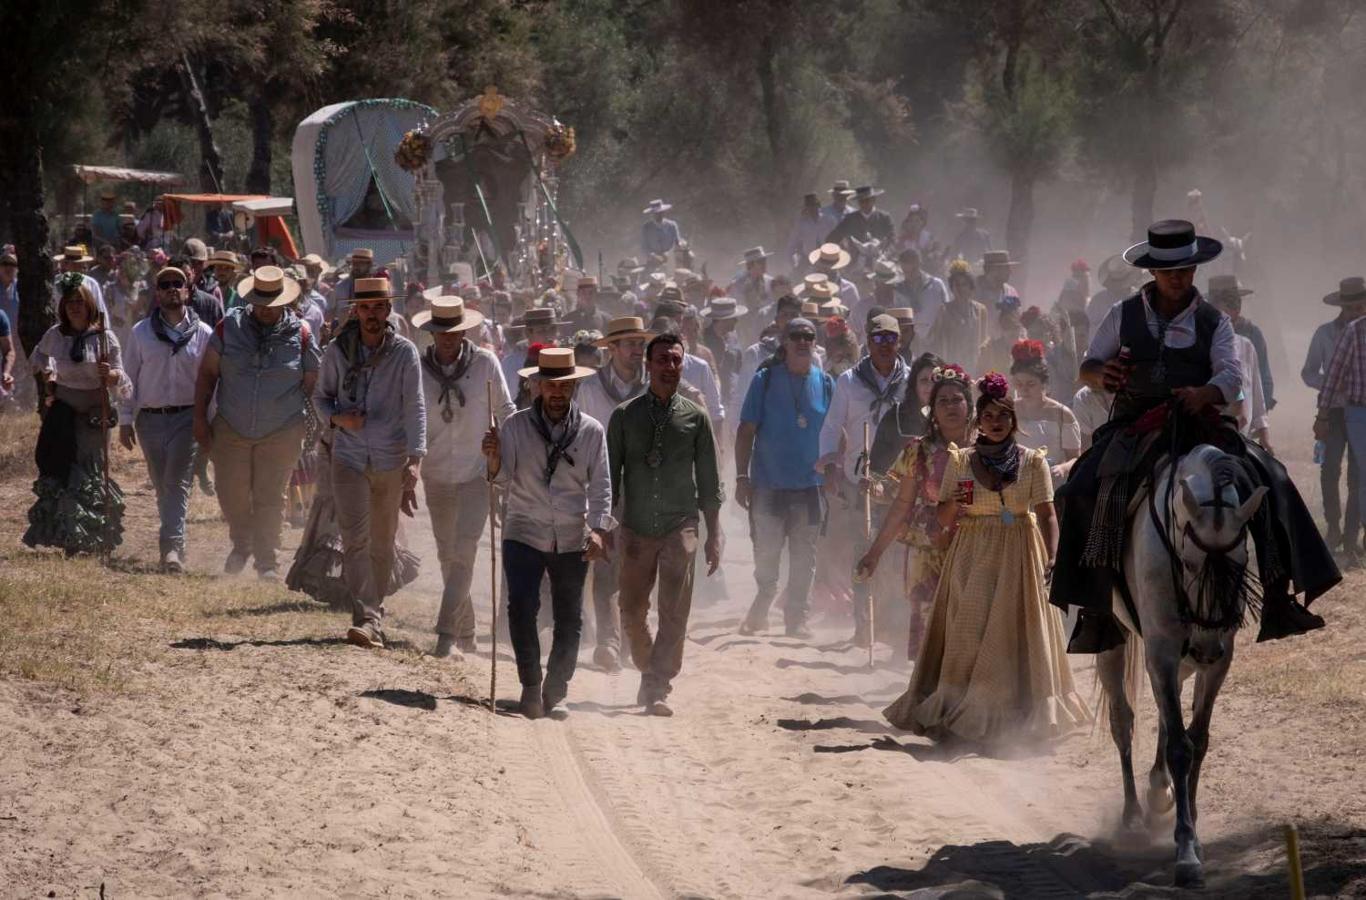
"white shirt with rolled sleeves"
1083,293,1242,404
493,405,616,554
118,314,213,425
682,351,724,426
421,343,515,485
576,366,644,433
818,358,904,482
1230,334,1269,436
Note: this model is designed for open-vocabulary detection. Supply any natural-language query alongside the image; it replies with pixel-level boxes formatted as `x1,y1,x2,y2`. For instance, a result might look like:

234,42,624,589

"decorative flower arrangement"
545,122,576,161
1020,305,1044,329
394,130,432,173
932,363,969,384
978,371,1010,400
1010,339,1047,363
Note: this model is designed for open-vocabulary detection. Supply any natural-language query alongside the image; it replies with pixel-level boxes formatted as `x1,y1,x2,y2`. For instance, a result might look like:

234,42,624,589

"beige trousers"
210,416,305,571
617,523,699,702
424,476,489,640
332,461,405,627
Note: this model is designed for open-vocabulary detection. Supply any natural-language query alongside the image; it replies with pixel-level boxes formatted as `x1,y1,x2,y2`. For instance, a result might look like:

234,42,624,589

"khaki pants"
332,460,405,627
211,416,305,571
424,476,489,641
617,523,699,702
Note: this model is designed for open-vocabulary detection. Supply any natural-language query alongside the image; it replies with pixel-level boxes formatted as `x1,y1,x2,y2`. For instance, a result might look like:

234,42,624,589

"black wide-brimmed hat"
1325,276,1366,306
1123,219,1222,270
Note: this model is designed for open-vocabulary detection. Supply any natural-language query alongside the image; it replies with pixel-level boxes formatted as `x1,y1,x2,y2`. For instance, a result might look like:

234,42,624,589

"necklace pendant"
1000,508,1015,525
797,414,808,429
441,406,455,424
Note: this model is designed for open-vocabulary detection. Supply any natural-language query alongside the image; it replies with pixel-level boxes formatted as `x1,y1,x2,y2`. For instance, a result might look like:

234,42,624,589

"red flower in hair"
824,316,849,338
524,341,549,365
978,371,1010,400
1020,305,1043,328
708,285,726,298
1010,339,1046,363
1071,258,1090,273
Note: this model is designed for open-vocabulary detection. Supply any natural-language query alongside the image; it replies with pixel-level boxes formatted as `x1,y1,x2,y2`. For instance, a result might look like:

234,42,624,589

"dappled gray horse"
1096,444,1268,889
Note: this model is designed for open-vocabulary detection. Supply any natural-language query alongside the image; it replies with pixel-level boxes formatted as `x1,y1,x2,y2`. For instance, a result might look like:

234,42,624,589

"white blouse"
30,325,131,395
1015,398,1081,468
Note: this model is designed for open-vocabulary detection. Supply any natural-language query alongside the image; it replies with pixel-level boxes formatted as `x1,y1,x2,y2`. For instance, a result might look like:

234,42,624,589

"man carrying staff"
119,265,213,572
315,276,427,649
735,317,834,638
1053,220,1336,652
607,333,723,716
819,313,907,646
415,293,514,660
574,315,654,671
483,347,614,719
195,266,320,579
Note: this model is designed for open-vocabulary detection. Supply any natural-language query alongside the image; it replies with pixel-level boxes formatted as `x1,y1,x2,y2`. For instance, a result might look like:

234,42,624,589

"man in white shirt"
117,266,213,572
574,316,652,671
482,347,614,719
415,295,515,660
818,314,908,646
1070,384,1114,451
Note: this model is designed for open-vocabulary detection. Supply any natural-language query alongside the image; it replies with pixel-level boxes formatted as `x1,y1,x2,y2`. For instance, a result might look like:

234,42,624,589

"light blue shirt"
641,218,682,256
315,331,427,472
740,363,831,490
211,307,320,439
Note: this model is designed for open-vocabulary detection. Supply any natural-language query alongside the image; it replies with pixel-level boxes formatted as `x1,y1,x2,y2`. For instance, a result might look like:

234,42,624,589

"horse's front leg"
1187,637,1234,863
1147,642,1202,888
1146,714,1173,825
1097,644,1140,828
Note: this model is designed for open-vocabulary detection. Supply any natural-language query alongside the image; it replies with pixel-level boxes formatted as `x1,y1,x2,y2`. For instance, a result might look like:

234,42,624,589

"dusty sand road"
3,409,1366,898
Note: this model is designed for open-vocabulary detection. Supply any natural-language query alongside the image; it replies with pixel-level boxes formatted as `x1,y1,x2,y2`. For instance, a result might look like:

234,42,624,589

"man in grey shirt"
314,276,427,649
482,346,615,719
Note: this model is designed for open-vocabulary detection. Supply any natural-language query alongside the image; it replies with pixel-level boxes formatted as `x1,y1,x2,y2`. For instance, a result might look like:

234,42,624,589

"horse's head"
1169,445,1267,636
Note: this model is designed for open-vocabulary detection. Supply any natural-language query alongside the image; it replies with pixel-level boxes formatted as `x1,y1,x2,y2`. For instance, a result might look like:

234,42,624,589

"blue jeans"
747,486,824,630
503,540,589,701
1344,406,1366,532
135,408,197,555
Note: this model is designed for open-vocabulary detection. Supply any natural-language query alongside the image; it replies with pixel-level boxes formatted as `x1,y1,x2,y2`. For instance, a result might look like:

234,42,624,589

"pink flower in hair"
978,371,1009,400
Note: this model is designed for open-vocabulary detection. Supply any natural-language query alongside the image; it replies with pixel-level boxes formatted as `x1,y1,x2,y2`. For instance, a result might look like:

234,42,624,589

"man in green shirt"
607,332,724,716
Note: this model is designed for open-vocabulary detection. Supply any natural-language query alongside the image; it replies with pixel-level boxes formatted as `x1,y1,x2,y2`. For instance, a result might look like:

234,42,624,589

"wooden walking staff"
486,380,500,712
98,332,114,561
862,421,874,669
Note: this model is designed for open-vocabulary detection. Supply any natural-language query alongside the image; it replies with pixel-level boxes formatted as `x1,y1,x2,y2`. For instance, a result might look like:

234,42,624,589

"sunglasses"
158,280,186,290
870,332,899,345
788,332,817,343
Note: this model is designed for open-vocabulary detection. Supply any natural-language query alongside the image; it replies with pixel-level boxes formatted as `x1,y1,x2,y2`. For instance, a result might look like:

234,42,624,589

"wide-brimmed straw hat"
183,238,209,261
980,250,1019,269
800,300,824,319
344,276,398,305
1324,276,1366,306
206,249,241,271
808,242,851,270
887,307,916,325
642,199,673,215
237,265,302,308
53,244,93,264
795,273,831,297
867,259,904,285
507,307,566,332
1206,274,1254,301
1122,219,1222,270
801,279,837,301
594,316,655,348
701,297,749,320
830,180,854,196
300,252,333,276
413,296,485,333
518,346,595,381
349,247,375,262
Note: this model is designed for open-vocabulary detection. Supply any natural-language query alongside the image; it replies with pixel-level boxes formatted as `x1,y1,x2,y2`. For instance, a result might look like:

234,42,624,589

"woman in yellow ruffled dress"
881,372,1091,746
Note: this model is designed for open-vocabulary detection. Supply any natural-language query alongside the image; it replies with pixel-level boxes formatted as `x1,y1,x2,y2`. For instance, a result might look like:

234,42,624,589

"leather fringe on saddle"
1081,414,1167,569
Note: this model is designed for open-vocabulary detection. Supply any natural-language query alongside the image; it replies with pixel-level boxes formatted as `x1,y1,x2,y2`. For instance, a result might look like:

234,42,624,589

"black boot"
1067,609,1127,654
1257,592,1326,643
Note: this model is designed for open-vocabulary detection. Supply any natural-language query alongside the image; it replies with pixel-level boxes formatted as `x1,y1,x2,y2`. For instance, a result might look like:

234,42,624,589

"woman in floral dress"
858,363,973,659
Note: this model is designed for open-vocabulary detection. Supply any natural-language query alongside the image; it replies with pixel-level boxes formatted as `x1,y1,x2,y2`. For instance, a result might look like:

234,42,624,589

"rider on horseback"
1052,220,1339,653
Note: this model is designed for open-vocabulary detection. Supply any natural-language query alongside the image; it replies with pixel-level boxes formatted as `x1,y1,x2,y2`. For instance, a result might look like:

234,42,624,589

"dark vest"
1115,293,1220,418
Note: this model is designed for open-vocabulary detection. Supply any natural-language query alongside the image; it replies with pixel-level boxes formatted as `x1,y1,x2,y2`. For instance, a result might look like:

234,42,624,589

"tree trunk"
1005,167,1035,291
177,52,226,193
755,31,789,239
8,113,55,358
246,87,273,195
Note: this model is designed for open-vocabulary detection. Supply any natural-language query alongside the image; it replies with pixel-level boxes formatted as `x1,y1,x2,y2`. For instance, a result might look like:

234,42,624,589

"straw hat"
802,280,838,301
739,246,774,265
800,300,823,319
507,307,566,332
183,238,209,261
206,250,242,272
830,180,854,197
808,242,851,270
887,307,916,325
350,247,375,262
594,316,655,347
700,297,749,320
642,199,673,215
518,346,595,381
867,259,904,285
53,245,93,264
300,253,333,276
1206,274,1254,300
237,265,302,308
412,296,485,333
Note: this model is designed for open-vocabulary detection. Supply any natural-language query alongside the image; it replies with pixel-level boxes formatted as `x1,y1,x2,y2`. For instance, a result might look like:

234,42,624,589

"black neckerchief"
335,317,395,402
530,398,581,485
151,306,200,355
974,433,1022,487
597,363,645,405
422,340,475,414
67,327,99,363
852,355,907,422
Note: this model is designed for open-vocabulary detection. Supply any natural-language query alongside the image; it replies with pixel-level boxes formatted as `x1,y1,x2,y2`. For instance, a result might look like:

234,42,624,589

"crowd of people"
0,180,1347,742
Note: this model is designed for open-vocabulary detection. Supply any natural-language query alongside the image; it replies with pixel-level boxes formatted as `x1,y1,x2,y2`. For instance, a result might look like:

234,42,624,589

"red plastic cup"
958,479,975,505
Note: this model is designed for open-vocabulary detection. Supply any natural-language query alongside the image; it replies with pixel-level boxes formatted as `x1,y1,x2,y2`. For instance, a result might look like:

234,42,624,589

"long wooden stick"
99,334,114,562
487,380,499,713
862,421,874,669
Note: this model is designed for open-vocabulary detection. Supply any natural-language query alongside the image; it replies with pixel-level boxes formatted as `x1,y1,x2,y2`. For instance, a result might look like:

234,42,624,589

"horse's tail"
1092,630,1148,739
